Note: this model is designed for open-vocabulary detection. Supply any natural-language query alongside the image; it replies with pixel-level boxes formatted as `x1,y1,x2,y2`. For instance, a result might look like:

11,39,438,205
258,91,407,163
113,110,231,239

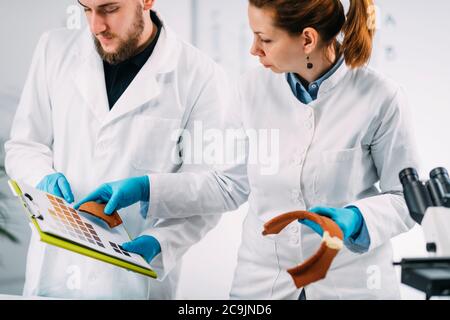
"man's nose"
90,11,107,35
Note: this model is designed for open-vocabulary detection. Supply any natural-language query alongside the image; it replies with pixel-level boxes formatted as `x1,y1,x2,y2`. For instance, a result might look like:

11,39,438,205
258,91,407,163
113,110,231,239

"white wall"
0,0,75,93
154,0,192,41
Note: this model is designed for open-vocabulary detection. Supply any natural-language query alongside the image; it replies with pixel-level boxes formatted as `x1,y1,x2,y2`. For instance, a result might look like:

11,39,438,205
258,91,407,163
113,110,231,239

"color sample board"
9,180,156,278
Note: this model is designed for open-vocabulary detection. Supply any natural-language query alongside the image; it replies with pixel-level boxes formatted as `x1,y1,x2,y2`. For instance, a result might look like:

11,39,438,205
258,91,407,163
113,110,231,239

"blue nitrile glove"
74,176,150,215
299,206,364,241
37,173,74,203
122,235,161,264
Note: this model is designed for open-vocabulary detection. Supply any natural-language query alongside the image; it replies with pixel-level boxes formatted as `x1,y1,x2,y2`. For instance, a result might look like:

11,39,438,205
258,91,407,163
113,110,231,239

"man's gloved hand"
298,206,364,241
74,176,150,215
122,235,161,264
37,173,74,204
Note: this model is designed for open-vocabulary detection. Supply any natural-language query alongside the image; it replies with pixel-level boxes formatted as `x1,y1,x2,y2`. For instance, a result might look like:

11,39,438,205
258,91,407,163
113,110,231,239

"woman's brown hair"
248,0,376,69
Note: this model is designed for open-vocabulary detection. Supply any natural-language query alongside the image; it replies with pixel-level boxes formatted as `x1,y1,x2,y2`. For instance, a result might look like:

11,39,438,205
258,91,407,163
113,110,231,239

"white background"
1,0,449,299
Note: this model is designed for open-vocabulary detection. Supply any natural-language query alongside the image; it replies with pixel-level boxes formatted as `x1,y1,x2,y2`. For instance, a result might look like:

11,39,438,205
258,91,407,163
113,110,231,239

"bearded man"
5,0,235,299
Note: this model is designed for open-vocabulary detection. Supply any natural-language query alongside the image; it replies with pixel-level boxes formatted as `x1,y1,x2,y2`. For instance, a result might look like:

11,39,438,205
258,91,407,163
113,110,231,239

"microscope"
397,167,450,299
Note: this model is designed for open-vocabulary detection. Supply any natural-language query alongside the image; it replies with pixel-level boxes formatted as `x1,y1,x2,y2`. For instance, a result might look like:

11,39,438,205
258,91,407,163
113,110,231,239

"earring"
307,56,313,69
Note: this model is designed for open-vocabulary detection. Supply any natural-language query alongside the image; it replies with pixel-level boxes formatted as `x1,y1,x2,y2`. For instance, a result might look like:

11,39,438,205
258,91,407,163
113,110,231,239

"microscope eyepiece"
400,168,419,184
430,167,450,195
430,167,449,180
399,168,433,224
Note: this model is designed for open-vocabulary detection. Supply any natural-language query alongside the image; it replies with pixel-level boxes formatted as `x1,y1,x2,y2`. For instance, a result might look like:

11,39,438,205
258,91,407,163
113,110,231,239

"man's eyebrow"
77,1,120,9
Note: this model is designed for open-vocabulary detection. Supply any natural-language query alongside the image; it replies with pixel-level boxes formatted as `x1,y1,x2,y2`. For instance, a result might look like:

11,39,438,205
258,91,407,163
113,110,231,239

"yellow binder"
8,180,157,279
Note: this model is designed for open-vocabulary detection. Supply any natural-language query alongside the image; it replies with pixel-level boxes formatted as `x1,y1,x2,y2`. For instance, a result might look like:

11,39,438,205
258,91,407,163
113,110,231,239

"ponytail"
341,0,376,69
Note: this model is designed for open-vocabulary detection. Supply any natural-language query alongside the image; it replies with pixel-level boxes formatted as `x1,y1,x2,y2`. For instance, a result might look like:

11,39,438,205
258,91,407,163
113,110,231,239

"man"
5,0,242,299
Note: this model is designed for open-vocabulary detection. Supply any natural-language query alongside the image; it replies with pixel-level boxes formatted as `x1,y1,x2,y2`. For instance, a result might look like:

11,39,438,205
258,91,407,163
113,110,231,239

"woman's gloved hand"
298,206,364,240
74,176,150,215
122,235,161,264
37,173,74,203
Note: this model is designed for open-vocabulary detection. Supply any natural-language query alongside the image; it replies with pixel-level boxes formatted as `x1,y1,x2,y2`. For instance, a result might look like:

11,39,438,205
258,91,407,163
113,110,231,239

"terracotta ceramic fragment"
262,211,344,288
78,202,123,229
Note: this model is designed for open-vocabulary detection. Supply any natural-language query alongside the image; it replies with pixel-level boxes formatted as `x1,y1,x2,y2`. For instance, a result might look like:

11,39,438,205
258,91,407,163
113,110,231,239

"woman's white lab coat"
147,61,421,299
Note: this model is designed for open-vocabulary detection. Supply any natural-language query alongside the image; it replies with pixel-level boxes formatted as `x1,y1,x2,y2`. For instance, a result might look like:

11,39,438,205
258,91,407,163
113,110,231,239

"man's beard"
94,6,145,65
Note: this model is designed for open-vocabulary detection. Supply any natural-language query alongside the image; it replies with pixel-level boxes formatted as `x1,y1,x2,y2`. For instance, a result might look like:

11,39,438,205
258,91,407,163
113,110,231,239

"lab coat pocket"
314,147,365,206
131,116,182,173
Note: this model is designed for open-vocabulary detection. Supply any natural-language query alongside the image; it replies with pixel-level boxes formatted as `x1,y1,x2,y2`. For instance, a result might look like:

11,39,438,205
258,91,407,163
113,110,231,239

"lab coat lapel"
103,61,161,126
73,28,110,123
102,24,179,127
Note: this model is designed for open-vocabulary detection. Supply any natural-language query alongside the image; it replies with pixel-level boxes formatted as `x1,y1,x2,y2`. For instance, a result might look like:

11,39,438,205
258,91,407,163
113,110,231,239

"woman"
78,0,420,299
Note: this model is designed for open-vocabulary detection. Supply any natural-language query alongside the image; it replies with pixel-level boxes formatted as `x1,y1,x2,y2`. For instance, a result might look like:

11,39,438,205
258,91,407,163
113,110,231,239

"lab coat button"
289,225,299,234
289,236,300,245
294,149,305,159
292,156,303,166
97,142,106,151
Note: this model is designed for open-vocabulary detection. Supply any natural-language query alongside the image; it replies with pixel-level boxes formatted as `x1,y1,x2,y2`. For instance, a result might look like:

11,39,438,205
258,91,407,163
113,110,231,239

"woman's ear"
302,27,318,55
143,0,155,11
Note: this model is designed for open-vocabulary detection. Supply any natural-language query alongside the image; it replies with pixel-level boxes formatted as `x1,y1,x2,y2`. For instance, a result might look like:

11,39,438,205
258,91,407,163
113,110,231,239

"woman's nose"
250,41,264,57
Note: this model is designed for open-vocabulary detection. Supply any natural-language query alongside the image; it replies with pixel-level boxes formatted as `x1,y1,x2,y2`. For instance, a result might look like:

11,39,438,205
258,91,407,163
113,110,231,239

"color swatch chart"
21,186,151,270
46,194,106,249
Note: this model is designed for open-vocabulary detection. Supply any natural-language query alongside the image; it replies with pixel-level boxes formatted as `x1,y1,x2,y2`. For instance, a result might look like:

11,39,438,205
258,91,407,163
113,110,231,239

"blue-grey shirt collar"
286,55,345,104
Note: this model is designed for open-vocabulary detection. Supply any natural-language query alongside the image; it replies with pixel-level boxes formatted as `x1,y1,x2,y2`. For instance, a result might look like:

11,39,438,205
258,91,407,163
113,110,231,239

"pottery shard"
78,201,123,229
263,211,344,289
